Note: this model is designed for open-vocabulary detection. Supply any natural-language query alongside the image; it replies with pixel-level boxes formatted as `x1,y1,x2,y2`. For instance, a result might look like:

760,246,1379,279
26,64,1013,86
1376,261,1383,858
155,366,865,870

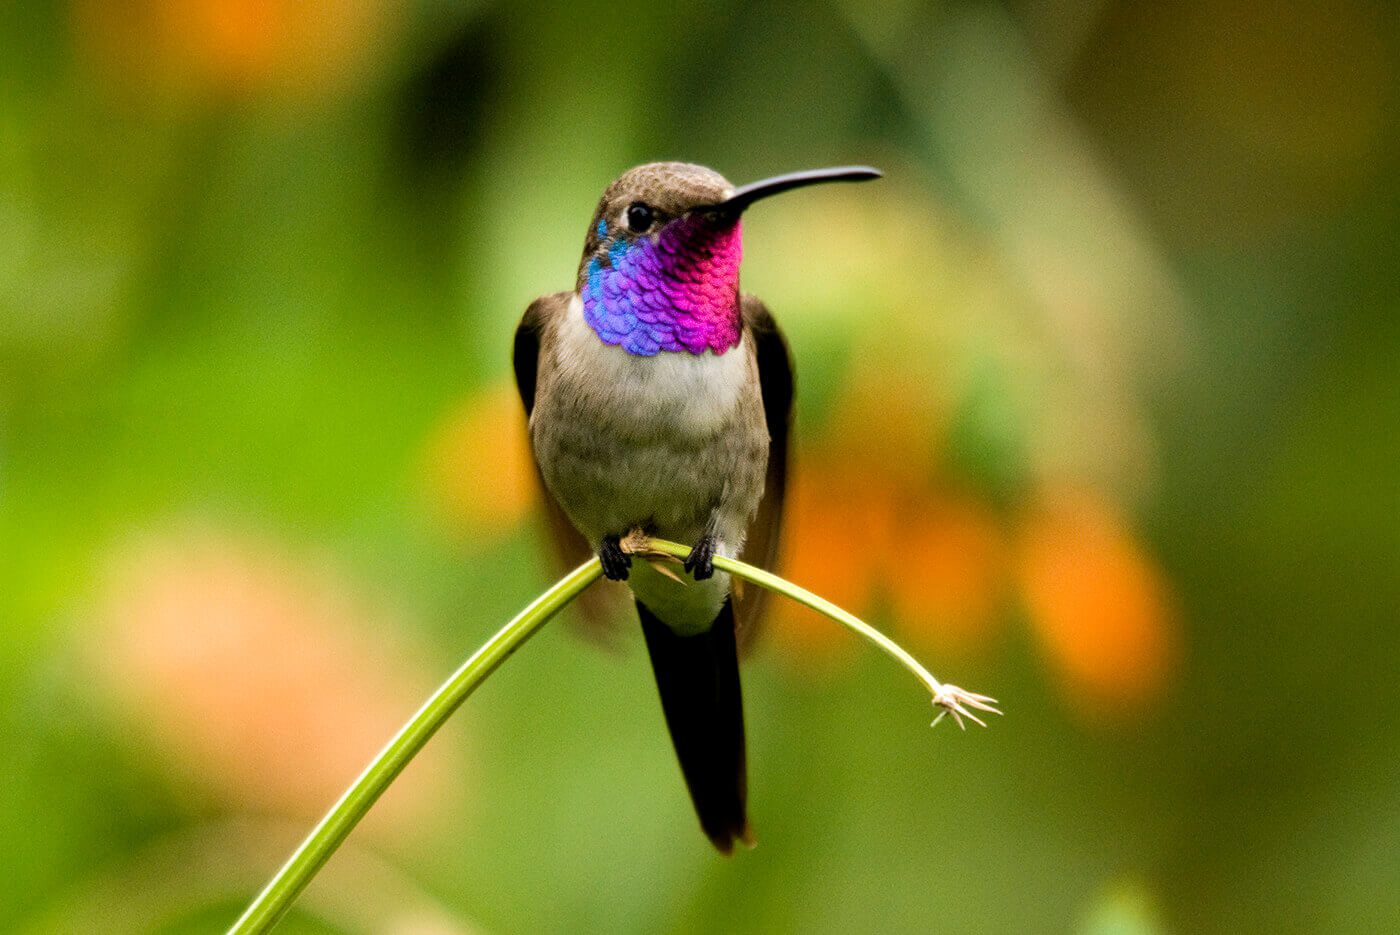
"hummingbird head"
577,162,881,356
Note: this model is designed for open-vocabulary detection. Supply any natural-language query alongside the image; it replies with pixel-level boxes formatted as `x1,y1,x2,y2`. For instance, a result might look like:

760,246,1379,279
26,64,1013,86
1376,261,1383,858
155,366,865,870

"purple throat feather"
582,214,743,356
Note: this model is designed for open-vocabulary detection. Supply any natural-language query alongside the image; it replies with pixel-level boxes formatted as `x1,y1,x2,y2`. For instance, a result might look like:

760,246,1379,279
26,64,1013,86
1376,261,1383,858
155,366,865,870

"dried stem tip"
931,685,1002,730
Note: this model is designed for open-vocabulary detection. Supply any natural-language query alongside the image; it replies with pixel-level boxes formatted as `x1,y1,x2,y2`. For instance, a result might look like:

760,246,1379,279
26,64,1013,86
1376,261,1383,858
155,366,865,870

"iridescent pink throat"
581,214,742,356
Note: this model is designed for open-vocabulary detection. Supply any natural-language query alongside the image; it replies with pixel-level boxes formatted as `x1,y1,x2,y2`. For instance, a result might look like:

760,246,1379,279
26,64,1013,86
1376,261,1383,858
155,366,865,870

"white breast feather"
555,295,750,439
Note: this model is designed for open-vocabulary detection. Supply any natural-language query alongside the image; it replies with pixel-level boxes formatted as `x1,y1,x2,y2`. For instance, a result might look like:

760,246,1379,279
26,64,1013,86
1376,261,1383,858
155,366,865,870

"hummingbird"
512,162,881,852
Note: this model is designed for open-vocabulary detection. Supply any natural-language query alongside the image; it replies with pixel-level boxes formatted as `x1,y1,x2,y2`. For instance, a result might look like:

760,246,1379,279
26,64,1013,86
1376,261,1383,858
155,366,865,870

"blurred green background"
2,1,1397,932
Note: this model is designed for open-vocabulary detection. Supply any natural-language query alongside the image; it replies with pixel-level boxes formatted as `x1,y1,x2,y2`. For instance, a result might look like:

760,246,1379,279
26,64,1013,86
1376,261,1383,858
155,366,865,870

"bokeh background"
2,1,1397,932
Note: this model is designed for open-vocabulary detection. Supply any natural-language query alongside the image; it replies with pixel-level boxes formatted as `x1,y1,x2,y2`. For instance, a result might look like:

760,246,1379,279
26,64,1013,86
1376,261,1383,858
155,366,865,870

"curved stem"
228,560,602,934
230,538,997,933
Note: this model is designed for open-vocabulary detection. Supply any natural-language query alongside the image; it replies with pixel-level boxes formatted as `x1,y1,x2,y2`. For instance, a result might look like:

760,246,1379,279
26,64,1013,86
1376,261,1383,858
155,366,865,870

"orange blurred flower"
766,457,896,667
420,381,537,543
768,352,1008,662
769,456,1010,665
767,362,1177,721
88,527,464,837
1015,488,1176,716
890,491,1007,654
71,0,396,101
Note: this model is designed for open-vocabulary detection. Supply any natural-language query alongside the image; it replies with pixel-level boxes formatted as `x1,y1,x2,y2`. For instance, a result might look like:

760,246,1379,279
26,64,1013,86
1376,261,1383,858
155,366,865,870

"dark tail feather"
637,598,752,854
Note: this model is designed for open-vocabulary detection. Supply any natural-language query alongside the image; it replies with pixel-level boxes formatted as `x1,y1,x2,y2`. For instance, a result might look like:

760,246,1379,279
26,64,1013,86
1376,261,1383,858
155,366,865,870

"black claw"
599,535,631,581
683,535,717,580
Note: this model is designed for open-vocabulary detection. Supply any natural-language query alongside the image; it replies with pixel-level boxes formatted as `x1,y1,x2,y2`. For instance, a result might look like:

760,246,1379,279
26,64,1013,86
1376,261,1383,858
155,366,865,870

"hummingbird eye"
625,203,654,233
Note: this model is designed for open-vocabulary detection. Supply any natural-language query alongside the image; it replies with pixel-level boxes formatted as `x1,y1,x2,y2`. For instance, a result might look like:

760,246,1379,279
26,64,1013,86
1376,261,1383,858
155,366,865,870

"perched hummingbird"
512,162,881,852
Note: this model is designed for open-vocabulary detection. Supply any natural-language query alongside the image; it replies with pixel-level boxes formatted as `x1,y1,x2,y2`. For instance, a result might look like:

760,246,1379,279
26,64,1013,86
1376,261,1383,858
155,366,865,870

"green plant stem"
228,559,602,935
635,538,962,709
231,538,996,933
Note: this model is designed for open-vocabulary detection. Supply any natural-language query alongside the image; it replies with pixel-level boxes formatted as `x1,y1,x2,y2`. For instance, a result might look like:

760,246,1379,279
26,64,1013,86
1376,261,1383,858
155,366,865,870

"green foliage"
2,1,1396,933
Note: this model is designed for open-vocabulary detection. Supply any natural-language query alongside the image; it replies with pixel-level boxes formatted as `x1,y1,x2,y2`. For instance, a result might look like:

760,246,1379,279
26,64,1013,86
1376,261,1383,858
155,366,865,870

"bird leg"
599,534,632,581
683,533,718,581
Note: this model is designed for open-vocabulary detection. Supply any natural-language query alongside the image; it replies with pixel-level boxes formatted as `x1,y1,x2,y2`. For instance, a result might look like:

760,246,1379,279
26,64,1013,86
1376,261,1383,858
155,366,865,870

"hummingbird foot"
683,534,718,581
599,535,632,581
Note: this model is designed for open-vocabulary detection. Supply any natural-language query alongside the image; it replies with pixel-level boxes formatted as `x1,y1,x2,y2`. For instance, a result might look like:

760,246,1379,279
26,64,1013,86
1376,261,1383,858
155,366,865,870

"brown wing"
513,293,630,642
734,294,794,648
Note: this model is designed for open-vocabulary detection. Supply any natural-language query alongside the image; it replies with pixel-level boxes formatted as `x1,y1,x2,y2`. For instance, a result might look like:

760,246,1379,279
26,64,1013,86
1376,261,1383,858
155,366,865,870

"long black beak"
706,166,882,215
